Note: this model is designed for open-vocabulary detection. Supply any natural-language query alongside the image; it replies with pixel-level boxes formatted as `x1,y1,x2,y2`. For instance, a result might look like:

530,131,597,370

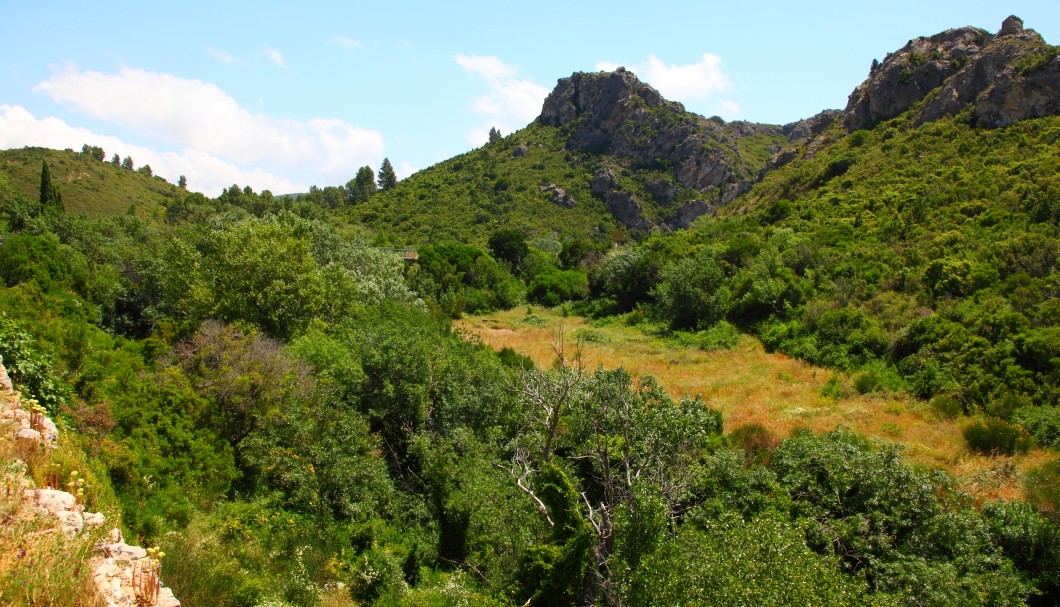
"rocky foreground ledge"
0,356,180,607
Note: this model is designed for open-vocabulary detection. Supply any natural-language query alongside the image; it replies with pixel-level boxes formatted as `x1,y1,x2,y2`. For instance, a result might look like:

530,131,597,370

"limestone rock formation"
539,68,787,228
0,355,181,607
843,16,1059,130
538,183,576,208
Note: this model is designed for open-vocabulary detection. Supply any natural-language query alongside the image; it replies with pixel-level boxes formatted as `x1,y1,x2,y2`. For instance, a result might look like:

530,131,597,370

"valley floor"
457,306,1051,503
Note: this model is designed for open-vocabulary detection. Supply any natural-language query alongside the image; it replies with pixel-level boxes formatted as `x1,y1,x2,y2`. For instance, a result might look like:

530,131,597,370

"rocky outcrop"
843,16,1060,130
539,68,786,228
782,109,840,141
538,183,576,208
0,355,180,607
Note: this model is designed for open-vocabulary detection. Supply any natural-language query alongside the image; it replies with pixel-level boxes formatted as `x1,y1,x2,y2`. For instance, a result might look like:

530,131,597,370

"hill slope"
0,147,182,217
349,70,793,246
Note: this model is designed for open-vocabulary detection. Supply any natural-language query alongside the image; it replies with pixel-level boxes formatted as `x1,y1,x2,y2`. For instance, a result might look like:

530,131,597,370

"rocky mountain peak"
842,16,1058,130
538,69,786,229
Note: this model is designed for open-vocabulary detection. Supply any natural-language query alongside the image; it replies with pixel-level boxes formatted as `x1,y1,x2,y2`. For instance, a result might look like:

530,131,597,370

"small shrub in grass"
853,371,882,395
497,347,533,371
930,394,963,420
963,417,1033,456
820,375,850,399
728,423,779,466
1024,457,1060,521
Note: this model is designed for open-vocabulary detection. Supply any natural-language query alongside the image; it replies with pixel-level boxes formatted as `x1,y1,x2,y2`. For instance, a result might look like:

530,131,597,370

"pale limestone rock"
84,511,107,527
26,488,77,514
15,428,40,443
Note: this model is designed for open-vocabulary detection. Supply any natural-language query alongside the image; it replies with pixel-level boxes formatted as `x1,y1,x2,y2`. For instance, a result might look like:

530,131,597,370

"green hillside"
0,146,182,217
348,70,790,248
350,122,620,246
1,16,1060,607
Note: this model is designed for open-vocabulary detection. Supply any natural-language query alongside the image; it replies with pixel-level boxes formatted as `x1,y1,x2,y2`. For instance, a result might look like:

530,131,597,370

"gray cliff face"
843,16,1060,130
540,68,784,229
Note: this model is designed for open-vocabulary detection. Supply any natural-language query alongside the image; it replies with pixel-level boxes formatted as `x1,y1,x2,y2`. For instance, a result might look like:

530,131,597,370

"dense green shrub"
526,269,588,306
962,417,1033,455
1012,406,1060,448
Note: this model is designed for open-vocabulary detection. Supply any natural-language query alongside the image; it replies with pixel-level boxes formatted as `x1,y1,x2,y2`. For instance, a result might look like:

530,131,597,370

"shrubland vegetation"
0,59,1058,605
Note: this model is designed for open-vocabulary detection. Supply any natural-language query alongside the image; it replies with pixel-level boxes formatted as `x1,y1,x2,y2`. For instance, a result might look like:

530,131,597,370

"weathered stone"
98,540,148,561
999,15,1024,37
538,184,576,208
512,144,529,157
84,511,107,527
590,170,617,198
26,488,77,514
842,16,1058,131
666,201,715,229
842,26,990,131
782,109,840,141
15,428,41,444
605,191,651,230
0,356,11,392
538,68,785,226
645,180,678,205
56,509,85,534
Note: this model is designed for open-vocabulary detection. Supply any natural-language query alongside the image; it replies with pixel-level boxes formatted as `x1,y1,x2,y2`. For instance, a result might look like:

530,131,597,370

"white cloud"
0,104,305,195
455,54,515,81
32,66,384,186
205,47,243,65
396,161,417,180
595,53,738,117
263,45,285,68
714,100,742,119
333,35,362,50
455,54,548,145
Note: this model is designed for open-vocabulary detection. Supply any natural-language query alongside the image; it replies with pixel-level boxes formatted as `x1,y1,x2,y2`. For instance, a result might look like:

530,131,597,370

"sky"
1,1,1057,196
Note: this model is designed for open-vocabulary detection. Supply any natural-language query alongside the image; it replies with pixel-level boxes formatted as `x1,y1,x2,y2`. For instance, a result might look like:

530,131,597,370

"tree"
488,126,502,144
345,165,376,204
377,158,397,191
138,164,153,177
81,144,104,161
488,228,528,270
122,156,134,170
178,175,188,189
38,160,53,207
110,153,121,165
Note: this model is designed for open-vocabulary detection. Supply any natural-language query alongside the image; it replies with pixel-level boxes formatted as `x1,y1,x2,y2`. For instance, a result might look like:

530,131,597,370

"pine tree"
488,126,502,144
345,166,376,204
39,160,53,206
377,158,397,191
122,156,134,170
178,175,188,189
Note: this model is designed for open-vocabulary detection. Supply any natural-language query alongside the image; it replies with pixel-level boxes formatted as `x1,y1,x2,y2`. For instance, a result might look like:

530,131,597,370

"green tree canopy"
377,157,397,191
345,165,376,204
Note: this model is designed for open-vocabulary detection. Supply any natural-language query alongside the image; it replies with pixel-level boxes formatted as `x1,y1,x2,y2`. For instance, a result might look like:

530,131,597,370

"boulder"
538,184,576,208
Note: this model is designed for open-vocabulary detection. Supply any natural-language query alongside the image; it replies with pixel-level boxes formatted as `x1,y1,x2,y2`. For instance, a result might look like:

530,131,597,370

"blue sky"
1,1,1057,195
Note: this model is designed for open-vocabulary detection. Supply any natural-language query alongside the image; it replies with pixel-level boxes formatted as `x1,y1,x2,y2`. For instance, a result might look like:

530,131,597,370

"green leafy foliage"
963,417,1034,455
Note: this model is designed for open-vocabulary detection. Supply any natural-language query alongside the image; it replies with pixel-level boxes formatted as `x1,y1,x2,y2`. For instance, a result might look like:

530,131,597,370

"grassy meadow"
457,305,1051,502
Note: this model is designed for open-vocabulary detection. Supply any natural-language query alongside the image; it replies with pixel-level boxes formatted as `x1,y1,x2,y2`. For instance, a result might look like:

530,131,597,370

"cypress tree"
39,160,53,206
377,158,397,191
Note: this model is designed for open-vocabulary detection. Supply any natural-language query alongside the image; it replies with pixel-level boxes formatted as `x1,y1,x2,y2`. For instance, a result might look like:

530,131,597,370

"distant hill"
348,70,795,247
0,147,183,217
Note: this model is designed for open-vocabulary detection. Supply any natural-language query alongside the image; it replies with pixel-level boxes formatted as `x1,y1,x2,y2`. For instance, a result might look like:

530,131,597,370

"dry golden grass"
457,306,1048,502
